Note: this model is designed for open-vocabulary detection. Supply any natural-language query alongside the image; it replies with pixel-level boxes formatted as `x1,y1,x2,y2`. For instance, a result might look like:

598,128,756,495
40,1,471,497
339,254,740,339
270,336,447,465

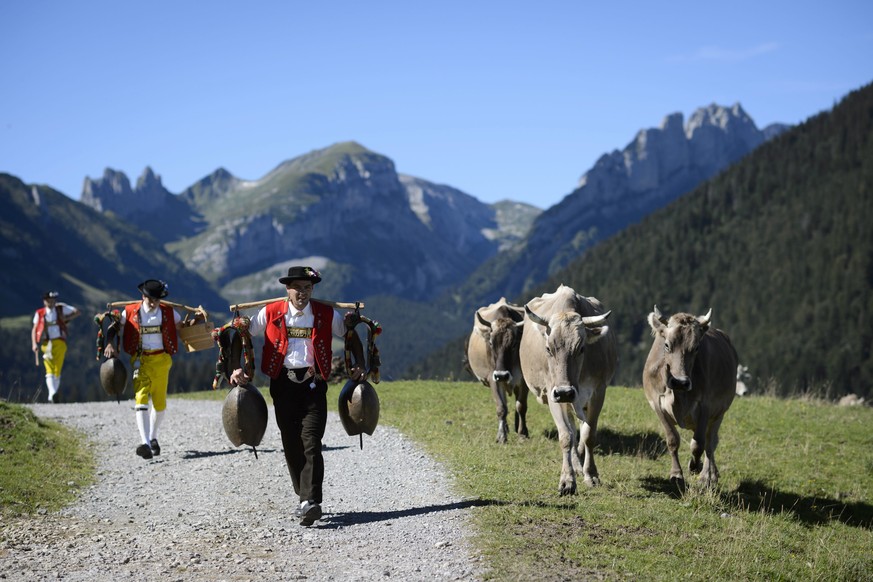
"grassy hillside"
0,402,94,516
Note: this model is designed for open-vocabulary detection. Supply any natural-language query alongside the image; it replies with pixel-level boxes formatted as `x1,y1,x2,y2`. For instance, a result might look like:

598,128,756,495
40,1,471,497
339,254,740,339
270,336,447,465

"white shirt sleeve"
331,309,348,338
248,307,268,336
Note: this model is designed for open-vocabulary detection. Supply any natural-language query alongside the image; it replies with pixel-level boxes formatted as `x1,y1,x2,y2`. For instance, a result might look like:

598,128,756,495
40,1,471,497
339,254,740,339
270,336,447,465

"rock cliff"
499,103,788,297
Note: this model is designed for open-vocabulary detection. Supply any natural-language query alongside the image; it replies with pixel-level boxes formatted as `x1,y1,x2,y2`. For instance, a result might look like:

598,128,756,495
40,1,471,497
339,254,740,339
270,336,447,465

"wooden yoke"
228,297,365,312
106,300,208,320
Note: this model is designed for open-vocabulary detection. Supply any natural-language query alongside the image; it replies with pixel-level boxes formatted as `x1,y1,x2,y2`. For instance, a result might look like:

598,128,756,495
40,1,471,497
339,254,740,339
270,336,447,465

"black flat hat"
279,266,322,285
138,279,169,299
43,291,59,300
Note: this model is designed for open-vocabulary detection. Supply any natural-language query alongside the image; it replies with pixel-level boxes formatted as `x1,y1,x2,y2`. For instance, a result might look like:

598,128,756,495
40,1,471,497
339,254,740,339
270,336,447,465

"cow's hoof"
670,475,686,492
698,472,718,488
584,475,601,487
688,458,703,474
559,481,577,496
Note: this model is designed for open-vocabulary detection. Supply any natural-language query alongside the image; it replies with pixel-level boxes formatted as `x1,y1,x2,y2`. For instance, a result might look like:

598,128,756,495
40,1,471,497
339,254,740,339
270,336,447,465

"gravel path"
1,399,486,581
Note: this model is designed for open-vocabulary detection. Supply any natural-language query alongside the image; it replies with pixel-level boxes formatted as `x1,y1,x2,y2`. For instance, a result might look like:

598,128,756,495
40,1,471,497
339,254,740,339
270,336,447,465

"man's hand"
230,368,251,386
104,344,117,359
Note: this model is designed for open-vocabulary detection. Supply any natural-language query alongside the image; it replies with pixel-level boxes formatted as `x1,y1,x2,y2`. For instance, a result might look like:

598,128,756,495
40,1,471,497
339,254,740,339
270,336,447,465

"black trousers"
269,369,328,504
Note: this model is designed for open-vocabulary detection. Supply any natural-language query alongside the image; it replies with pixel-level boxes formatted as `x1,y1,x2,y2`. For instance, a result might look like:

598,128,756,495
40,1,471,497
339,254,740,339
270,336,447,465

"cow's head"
476,310,524,384
525,305,610,403
647,305,711,392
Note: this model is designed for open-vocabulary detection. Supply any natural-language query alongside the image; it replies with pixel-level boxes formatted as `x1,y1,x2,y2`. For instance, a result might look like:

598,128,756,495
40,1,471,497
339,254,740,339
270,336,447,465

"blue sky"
2,1,871,209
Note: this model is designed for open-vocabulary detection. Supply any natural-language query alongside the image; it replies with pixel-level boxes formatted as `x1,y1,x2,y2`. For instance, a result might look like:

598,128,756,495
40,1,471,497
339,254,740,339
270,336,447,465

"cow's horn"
525,306,549,328
653,305,668,325
582,311,610,326
698,308,712,327
475,311,491,329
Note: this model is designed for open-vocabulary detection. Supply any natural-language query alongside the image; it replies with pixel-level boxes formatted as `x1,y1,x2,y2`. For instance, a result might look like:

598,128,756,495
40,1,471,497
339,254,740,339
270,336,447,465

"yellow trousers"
133,352,172,411
40,340,67,376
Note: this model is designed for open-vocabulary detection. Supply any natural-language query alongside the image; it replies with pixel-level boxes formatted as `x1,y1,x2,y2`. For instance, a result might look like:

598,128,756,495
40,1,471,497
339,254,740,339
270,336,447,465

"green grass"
369,382,873,581
6,383,872,580
0,401,95,517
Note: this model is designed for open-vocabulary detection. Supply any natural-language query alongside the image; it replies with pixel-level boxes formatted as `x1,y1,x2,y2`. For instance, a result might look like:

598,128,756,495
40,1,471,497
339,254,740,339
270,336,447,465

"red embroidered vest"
261,300,333,379
32,306,67,344
122,302,179,356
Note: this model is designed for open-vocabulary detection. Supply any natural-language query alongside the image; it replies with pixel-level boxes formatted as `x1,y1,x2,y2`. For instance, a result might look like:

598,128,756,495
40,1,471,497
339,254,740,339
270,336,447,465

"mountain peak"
136,166,163,191
685,102,756,138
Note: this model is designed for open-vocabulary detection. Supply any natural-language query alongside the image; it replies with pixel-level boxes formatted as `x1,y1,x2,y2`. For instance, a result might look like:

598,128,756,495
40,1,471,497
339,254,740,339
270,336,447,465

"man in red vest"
231,266,364,527
31,291,80,403
104,279,182,460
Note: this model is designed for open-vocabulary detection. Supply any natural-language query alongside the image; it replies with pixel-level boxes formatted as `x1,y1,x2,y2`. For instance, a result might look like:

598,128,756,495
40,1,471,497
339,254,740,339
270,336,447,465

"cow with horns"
465,298,529,443
519,285,617,495
642,306,738,488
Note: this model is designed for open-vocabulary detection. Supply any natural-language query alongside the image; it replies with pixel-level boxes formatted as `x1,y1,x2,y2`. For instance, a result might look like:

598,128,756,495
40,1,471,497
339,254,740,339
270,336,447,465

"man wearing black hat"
230,266,364,527
105,279,183,460
32,291,80,403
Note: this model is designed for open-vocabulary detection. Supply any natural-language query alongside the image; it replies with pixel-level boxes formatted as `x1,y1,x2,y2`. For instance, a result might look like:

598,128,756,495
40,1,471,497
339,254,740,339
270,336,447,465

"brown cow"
520,285,617,495
643,306,738,487
466,298,529,443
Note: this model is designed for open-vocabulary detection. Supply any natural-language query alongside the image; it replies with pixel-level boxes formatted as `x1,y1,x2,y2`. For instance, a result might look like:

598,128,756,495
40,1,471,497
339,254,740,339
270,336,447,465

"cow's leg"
653,406,684,485
489,379,509,444
699,414,724,487
688,408,709,476
575,383,605,487
548,399,578,495
688,433,704,475
514,382,530,438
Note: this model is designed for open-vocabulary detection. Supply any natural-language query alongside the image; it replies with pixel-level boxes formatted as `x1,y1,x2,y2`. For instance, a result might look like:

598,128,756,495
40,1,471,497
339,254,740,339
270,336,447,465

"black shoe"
150,439,161,456
299,501,322,527
136,444,153,460
51,393,60,404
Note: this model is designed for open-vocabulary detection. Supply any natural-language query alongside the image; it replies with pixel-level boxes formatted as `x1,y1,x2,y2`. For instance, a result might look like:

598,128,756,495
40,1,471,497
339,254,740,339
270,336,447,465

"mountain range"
80,142,540,304
439,104,790,317
1,99,799,397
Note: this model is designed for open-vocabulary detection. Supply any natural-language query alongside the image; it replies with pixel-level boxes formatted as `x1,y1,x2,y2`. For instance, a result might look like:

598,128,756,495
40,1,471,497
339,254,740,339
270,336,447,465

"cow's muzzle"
667,373,692,392
551,386,576,403
492,370,511,383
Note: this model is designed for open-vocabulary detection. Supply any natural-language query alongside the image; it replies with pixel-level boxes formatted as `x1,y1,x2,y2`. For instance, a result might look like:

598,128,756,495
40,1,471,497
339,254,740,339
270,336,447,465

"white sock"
135,407,150,445
149,409,165,442
45,375,58,399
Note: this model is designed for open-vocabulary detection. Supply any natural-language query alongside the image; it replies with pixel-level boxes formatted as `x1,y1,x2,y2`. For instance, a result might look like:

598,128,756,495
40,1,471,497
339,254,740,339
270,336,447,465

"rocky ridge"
487,103,790,302
80,143,537,303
